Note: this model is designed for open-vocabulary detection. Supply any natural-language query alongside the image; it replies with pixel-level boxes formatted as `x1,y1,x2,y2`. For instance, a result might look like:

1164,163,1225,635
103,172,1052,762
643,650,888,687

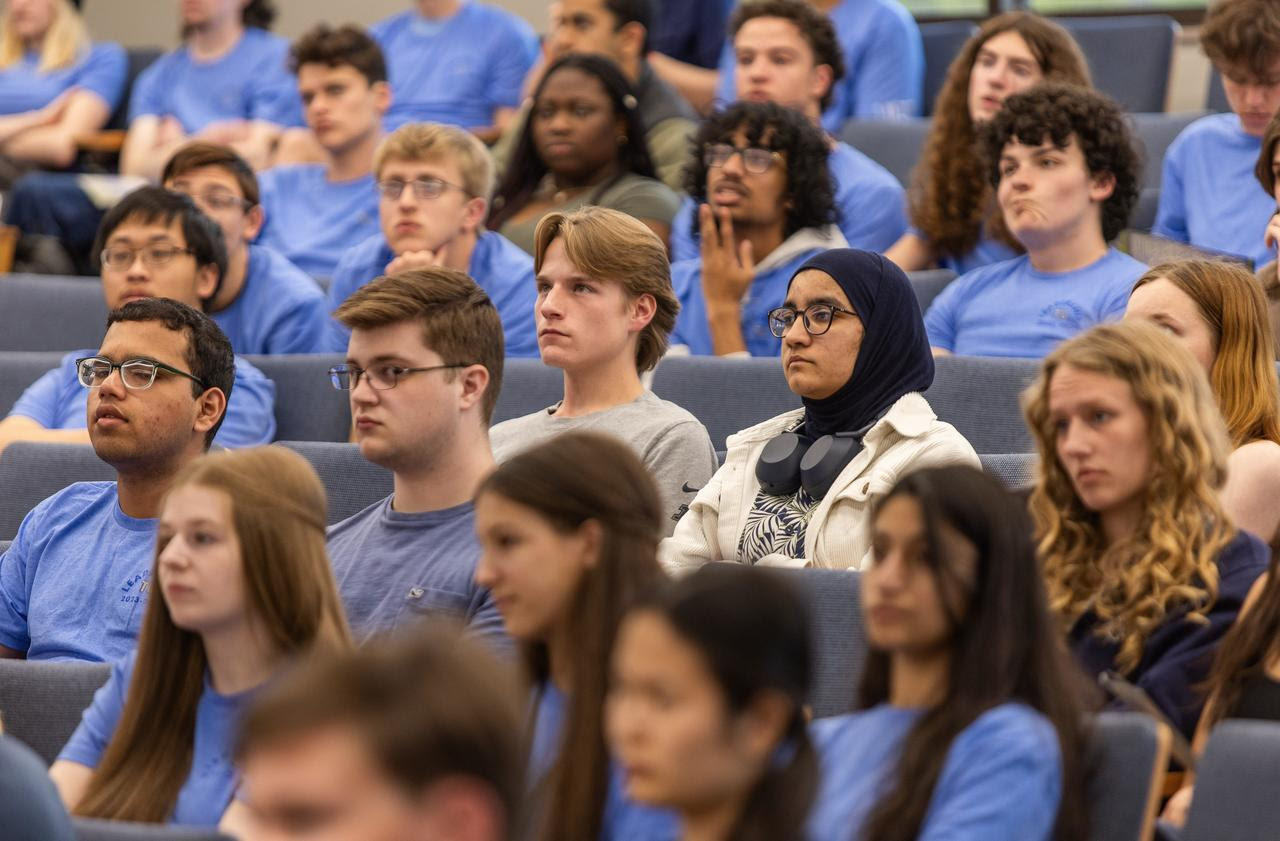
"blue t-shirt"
1153,113,1275,267
127,28,301,131
256,164,381,279
670,247,829,357
0,482,153,662
715,0,923,131
325,231,539,356
529,683,679,841
59,652,254,827
327,496,506,645
808,703,1061,841
371,3,537,131
924,248,1145,358
7,350,277,448
0,42,127,115
211,245,328,355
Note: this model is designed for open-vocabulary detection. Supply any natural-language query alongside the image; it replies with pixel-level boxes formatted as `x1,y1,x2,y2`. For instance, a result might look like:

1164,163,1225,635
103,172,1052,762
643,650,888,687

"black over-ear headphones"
754,431,862,501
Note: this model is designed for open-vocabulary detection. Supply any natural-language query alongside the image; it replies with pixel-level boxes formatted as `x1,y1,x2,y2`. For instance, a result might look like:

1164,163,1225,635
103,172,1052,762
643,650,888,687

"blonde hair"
1022,321,1235,674
533,207,678,373
0,0,89,73
374,122,495,201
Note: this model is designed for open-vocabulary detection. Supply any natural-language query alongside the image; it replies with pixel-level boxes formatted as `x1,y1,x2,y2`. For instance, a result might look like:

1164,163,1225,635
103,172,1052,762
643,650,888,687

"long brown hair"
475,431,666,841
1204,554,1280,731
74,447,352,823
909,12,1090,260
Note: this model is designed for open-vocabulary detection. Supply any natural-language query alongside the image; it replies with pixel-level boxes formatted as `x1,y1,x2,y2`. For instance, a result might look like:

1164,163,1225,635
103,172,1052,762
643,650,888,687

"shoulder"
831,142,901,190
1227,440,1280,490
1101,248,1148,276
669,258,702,295
23,481,118,533
603,175,681,211
369,10,409,39
231,354,271,385
240,27,291,57
1216,529,1271,583
811,704,917,752
961,703,1058,751
250,246,325,298
85,41,126,68
1170,113,1241,152
632,392,707,431
725,407,806,448
327,495,391,541
334,234,388,273
258,163,320,191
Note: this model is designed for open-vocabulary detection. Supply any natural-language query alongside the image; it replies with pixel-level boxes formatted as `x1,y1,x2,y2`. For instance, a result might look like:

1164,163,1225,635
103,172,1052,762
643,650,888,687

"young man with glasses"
325,122,537,356
0,187,276,455
669,101,845,357
0,297,234,662
162,142,328,355
326,268,505,644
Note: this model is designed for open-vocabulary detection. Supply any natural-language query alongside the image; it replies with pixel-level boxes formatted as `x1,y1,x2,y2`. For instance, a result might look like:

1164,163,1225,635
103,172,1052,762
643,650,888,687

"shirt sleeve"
73,43,128,112
7,357,75,427
1152,137,1189,243
57,658,130,768
847,6,924,119
125,57,167,123
0,526,34,652
923,273,965,352
216,361,277,447
642,419,720,538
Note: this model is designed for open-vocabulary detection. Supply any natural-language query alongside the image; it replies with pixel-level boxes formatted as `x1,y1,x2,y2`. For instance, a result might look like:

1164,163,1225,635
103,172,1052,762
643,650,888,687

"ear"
372,80,393,116
615,21,646,60
461,196,489,235
738,690,794,761
413,776,507,841
192,386,227,442
810,64,834,107
456,363,491,414
242,203,265,241
576,518,604,570
1089,170,1116,203
628,292,657,334
195,262,220,303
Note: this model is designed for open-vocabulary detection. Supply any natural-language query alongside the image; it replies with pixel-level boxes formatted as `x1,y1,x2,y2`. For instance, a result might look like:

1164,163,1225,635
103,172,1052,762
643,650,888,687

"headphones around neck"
754,431,863,501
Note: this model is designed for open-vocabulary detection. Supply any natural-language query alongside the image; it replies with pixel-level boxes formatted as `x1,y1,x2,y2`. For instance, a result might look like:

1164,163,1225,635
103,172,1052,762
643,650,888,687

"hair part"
728,0,845,112
375,122,496,201
290,22,387,84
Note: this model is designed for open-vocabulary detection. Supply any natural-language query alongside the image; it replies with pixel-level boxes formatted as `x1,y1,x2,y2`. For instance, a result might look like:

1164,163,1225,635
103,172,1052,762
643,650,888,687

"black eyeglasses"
328,362,473,391
376,177,472,202
76,356,208,390
703,143,784,174
100,245,195,270
767,304,858,338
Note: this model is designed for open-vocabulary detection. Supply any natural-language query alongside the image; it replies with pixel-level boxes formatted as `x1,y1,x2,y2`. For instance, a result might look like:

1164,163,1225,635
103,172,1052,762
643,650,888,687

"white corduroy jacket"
659,392,979,572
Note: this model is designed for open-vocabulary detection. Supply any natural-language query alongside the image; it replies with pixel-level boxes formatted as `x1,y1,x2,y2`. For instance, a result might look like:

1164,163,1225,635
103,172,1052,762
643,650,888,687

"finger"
738,237,754,271
699,203,718,252
718,206,735,251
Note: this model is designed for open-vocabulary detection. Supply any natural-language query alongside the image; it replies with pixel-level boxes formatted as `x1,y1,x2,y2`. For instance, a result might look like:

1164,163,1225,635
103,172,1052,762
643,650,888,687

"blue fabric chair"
277,441,393,524
1129,112,1207,191
0,351,67,418
774,567,865,719
924,355,1040,454
0,443,112,541
1087,712,1171,841
1058,16,1178,113
838,118,931,187
908,269,956,314
1181,719,1280,841
73,820,233,841
651,356,800,452
0,275,107,352
492,358,566,425
919,21,977,116
978,452,1038,491
243,354,348,442
0,659,111,766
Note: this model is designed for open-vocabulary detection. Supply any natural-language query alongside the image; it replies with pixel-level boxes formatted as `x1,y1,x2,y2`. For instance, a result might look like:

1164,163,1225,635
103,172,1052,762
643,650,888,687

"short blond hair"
374,122,495,200
533,207,678,373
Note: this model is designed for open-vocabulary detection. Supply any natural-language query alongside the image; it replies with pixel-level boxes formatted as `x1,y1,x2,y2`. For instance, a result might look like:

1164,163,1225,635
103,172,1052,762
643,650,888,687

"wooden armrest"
74,131,126,153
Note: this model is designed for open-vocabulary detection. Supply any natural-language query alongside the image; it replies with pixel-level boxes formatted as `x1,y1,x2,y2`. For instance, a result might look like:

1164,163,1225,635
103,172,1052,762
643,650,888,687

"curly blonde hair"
1022,321,1235,674
909,12,1089,261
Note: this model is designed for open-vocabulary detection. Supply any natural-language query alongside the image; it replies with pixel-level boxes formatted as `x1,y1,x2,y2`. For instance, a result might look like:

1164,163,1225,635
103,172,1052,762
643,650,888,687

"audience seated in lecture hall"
885,12,1090,274
326,122,539,357
0,298,232,663
924,84,1145,359
1024,320,1270,741
662,249,977,573
488,207,717,538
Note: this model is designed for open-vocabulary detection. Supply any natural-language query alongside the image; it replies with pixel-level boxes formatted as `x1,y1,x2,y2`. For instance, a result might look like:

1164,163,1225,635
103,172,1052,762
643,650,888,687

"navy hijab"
786,249,935,439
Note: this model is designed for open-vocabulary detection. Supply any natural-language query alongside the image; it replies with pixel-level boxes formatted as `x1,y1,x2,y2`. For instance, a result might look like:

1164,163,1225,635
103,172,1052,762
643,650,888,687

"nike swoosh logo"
681,482,702,493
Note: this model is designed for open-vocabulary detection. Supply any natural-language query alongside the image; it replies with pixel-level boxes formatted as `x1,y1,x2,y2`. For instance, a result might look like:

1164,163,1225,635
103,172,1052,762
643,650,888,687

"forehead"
165,165,245,197
1128,277,1199,316
539,66,609,100
785,269,851,307
296,62,368,91
1000,135,1079,157
98,318,191,365
977,30,1037,63
560,0,611,22
735,16,814,56
346,319,438,361
161,483,233,523
379,155,464,184
1221,57,1280,86
107,214,186,244
1047,364,1133,406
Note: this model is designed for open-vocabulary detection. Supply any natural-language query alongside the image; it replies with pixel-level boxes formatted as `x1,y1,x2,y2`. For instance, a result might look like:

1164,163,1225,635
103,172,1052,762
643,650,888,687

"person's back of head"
1201,0,1280,136
729,0,845,113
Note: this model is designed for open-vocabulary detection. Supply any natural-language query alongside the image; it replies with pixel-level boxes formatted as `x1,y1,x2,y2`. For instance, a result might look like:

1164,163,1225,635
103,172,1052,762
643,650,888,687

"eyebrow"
782,295,845,309
106,233,179,245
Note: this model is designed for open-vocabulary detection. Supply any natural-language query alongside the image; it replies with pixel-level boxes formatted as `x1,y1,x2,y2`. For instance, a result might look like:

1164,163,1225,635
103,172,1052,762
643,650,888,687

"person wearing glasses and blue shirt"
0,187,276,456
0,297,234,663
325,122,538,356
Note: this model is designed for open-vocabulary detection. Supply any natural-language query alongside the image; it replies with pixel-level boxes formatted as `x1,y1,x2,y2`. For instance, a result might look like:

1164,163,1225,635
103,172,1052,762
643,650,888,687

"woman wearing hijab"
661,249,980,572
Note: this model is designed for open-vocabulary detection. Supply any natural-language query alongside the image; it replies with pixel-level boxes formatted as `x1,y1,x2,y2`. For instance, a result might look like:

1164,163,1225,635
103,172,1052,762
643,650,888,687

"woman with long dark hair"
487,53,679,254
808,465,1092,841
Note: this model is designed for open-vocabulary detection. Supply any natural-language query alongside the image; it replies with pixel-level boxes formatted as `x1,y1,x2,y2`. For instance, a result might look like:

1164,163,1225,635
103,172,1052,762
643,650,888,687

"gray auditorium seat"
243,354,348,442
73,820,232,841
0,659,111,766
0,275,107,352
276,441,393,524
774,567,865,719
0,540,9,554
1086,712,1171,841
1181,719,1280,841
1058,16,1178,113
919,21,977,116
1129,112,1205,190
924,355,1039,454
651,356,800,452
1206,67,1230,113
1130,188,1160,234
908,269,955,314
492,358,565,425
979,453,1038,491
838,118,931,187
0,736,75,841
0,443,112,540
0,351,66,417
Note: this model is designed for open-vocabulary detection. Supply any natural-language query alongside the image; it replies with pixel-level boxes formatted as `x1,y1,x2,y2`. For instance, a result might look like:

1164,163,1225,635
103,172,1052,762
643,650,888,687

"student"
1154,0,1280,266
0,298,232,663
1251,109,1280,353
807,465,1091,841
0,0,126,172
473,431,676,841
162,142,328,355
607,565,816,841
254,24,387,278
1126,260,1280,549
662,249,978,573
885,12,1090,274
669,101,845,357
326,122,538,357
924,84,1144,358
0,736,75,841
1023,320,1270,740
669,0,907,263
49,446,351,831
326,269,505,643
487,54,680,255
0,187,277,453
488,207,717,537
236,627,523,841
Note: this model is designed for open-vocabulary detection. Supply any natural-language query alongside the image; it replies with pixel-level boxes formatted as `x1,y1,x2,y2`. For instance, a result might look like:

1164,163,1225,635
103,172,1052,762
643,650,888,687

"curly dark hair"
289,23,388,86
979,83,1140,243
682,101,836,242
729,0,845,112
1201,0,1280,82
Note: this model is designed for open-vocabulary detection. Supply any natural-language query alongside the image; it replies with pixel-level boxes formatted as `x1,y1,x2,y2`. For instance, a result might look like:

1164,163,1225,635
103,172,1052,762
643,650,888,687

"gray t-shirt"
327,496,506,645
490,390,718,535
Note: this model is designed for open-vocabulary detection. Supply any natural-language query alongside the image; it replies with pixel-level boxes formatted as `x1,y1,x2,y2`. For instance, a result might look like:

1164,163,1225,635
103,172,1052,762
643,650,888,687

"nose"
1058,418,1090,459
546,107,573,134
782,315,813,348
721,149,746,177
96,365,129,399
539,283,566,320
474,552,497,589
349,369,380,407
159,534,190,569
397,186,419,210
124,252,150,281
870,549,908,592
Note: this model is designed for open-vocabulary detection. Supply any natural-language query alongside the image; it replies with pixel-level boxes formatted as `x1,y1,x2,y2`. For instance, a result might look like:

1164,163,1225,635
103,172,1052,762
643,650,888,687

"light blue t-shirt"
715,0,923,131
59,652,255,827
670,247,829,357
807,703,1061,841
256,164,381,279
327,496,506,645
0,482,153,662
211,245,328,355
1153,112,1275,267
371,3,537,131
529,683,679,841
924,248,1145,358
7,350,277,448
0,42,127,115
325,231,539,356
127,28,301,131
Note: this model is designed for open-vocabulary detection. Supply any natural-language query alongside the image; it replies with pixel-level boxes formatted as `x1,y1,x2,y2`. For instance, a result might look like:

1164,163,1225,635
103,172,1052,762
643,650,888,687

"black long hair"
488,53,655,231
858,466,1094,841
